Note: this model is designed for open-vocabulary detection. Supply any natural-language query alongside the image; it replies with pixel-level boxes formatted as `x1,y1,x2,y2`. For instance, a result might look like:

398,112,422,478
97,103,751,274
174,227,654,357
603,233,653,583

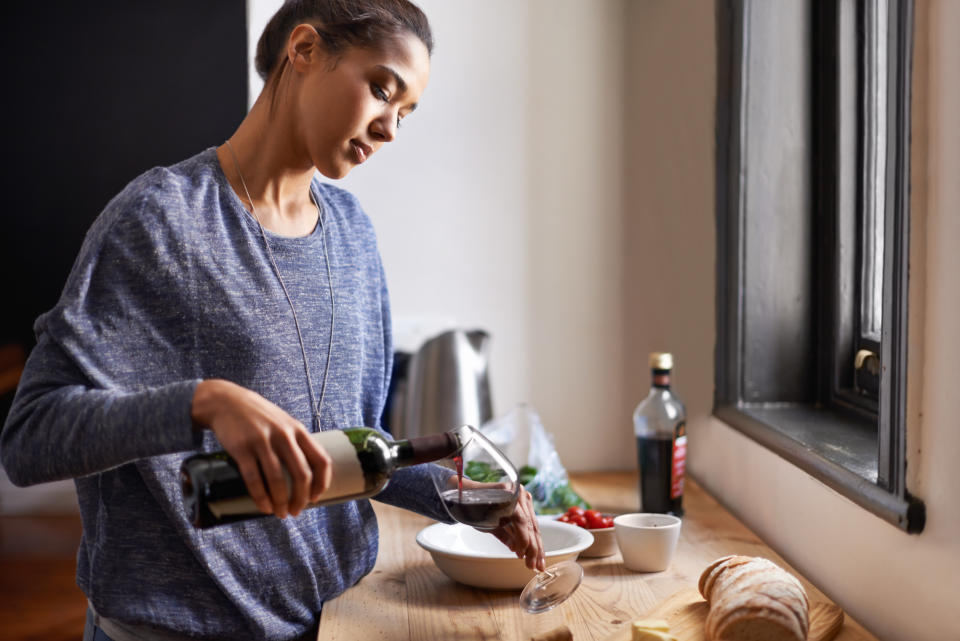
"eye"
371,84,389,101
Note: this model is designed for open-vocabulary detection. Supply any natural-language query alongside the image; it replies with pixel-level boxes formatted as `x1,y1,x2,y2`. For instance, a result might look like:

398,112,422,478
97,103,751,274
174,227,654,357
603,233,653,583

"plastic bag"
476,404,589,514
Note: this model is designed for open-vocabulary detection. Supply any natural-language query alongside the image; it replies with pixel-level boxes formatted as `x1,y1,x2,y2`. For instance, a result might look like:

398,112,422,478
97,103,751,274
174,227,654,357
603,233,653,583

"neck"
652,372,671,388
217,90,318,236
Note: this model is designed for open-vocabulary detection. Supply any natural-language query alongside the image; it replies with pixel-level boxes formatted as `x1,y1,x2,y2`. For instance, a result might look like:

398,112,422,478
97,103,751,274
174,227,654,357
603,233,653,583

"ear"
286,24,326,73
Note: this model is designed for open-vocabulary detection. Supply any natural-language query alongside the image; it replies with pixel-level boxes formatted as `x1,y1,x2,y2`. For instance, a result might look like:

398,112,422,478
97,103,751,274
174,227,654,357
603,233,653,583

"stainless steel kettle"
386,329,493,439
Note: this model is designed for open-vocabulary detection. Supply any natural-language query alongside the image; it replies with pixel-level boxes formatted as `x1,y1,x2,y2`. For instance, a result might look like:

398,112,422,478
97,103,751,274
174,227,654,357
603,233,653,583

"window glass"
861,0,888,344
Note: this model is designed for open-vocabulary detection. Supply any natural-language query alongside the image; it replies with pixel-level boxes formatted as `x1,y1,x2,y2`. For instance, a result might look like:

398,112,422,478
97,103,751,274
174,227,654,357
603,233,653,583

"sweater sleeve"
373,463,455,523
0,172,206,486
0,333,202,486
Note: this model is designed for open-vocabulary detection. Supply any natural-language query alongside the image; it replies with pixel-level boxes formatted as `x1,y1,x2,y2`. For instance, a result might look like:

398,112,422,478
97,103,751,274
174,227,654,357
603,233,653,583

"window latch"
855,348,880,375
854,349,881,397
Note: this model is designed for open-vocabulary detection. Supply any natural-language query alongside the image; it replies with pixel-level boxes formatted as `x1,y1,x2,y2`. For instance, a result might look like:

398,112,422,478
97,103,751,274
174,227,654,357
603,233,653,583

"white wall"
524,0,627,470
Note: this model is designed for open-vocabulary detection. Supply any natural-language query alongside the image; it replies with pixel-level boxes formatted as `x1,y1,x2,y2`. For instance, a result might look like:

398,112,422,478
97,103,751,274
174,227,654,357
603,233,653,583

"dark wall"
0,2,247,416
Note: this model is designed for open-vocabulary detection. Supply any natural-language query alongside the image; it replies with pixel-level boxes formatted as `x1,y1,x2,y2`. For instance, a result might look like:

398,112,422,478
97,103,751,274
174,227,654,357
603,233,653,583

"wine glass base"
519,560,583,614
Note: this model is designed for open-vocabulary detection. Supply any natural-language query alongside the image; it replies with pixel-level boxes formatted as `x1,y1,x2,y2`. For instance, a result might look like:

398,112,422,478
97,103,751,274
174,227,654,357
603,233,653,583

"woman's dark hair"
256,0,433,85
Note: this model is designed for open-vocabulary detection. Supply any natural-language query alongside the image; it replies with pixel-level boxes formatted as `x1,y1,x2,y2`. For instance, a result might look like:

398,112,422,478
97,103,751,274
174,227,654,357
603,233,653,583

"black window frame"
714,0,924,533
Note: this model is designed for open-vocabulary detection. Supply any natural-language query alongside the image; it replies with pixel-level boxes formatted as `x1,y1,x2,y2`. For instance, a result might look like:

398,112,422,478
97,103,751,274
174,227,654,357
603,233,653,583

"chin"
315,162,354,180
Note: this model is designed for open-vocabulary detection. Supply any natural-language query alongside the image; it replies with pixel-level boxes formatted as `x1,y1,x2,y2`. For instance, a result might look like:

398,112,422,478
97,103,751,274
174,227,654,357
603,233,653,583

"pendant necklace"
225,139,335,431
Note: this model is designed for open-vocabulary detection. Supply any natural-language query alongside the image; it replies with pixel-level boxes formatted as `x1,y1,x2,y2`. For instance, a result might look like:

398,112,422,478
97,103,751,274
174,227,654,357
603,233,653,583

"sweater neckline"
206,147,325,246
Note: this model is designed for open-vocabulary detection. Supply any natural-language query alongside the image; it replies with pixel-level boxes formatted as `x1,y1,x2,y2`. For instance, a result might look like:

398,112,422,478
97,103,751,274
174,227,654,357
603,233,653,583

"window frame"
714,0,924,533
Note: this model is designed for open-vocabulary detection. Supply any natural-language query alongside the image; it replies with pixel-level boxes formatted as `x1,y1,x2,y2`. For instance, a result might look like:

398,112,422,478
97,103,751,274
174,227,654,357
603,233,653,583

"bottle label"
208,430,366,518
670,423,686,500
312,430,368,498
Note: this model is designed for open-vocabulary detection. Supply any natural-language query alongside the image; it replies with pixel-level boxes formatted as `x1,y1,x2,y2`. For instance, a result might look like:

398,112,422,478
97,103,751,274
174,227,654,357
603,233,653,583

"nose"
370,111,397,143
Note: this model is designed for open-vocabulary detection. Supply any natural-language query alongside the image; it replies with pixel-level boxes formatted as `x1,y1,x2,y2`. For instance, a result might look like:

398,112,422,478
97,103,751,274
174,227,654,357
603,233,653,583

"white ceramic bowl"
580,525,618,557
613,513,682,572
416,517,594,589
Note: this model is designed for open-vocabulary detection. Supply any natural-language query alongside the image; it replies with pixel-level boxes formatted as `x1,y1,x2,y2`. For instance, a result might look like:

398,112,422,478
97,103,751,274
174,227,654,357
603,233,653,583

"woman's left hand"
459,477,546,572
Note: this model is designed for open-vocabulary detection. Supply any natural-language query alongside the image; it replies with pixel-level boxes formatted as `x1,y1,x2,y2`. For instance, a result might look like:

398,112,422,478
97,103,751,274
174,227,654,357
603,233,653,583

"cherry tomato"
584,509,604,529
558,506,613,530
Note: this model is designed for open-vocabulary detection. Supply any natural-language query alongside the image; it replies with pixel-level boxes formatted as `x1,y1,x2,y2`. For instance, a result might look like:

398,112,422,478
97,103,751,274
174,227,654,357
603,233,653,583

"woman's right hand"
190,379,332,518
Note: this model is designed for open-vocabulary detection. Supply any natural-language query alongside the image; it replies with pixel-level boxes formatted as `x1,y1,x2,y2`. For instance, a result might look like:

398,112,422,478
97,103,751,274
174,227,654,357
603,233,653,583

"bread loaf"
698,555,809,641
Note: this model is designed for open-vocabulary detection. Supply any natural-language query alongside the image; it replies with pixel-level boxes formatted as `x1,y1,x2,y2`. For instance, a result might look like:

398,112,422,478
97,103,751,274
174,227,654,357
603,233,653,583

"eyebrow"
376,65,418,112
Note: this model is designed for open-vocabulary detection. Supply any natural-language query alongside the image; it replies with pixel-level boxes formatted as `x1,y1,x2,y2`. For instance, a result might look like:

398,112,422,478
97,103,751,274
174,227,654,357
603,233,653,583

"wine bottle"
180,427,461,528
633,352,687,516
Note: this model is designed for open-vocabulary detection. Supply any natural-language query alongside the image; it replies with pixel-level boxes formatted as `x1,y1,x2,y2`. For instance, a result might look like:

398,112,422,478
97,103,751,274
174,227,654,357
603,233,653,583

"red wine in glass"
439,488,517,530
433,426,521,530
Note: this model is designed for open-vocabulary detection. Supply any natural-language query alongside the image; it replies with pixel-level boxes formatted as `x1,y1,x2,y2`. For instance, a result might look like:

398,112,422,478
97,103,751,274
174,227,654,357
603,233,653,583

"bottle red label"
670,424,687,500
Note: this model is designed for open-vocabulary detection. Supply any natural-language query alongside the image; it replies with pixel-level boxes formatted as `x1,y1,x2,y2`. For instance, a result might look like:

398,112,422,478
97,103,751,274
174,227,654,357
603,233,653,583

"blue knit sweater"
1,148,448,640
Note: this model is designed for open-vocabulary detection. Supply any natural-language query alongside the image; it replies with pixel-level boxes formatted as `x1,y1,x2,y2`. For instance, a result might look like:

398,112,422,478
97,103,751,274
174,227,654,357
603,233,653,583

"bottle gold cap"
649,352,673,370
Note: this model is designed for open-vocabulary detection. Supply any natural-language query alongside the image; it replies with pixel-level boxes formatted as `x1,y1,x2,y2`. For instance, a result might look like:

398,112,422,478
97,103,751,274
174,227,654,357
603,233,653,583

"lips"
351,140,372,164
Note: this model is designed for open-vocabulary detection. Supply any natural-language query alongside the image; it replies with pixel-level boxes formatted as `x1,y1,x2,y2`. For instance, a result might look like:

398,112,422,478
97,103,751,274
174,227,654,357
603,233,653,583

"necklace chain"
225,140,334,430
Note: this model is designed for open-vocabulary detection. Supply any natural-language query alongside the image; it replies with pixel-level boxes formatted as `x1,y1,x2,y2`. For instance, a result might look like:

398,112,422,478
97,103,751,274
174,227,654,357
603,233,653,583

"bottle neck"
651,368,672,389
393,431,460,467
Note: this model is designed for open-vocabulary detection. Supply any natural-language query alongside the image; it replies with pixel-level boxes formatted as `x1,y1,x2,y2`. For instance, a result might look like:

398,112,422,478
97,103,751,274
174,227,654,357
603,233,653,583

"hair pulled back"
256,0,433,85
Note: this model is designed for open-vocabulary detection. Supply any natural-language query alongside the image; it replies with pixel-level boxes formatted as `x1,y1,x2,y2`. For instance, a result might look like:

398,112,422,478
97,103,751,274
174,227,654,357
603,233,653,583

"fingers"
194,380,330,520
520,489,545,571
459,478,542,568
234,452,273,516
296,428,333,503
491,488,545,572
244,422,330,518
269,428,312,517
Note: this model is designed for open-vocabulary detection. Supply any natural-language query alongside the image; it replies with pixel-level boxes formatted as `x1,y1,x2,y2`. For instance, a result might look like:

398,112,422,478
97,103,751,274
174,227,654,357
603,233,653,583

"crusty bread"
698,555,810,641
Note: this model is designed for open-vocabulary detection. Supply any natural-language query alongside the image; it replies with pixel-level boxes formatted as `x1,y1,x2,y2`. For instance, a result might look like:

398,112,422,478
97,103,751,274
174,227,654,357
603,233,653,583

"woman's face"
292,29,431,179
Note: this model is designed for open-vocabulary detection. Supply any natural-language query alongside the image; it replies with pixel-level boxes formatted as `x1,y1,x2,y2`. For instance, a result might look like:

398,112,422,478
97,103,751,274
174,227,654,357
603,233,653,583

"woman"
0,2,544,640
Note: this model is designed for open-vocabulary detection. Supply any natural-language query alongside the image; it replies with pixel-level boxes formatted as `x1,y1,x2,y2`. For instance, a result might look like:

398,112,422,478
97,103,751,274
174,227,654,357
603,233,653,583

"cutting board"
602,587,844,641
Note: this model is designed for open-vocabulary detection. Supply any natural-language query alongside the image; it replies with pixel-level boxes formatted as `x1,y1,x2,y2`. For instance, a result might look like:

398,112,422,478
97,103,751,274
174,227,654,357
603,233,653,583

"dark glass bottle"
632,352,687,516
180,427,460,528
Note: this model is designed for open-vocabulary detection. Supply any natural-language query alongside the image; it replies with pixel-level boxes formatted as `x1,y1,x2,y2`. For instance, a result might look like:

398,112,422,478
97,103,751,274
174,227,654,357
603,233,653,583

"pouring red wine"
434,444,521,530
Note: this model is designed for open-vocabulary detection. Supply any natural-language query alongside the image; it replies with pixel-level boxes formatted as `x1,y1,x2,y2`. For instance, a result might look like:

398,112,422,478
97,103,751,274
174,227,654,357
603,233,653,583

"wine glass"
432,425,584,616
432,424,521,530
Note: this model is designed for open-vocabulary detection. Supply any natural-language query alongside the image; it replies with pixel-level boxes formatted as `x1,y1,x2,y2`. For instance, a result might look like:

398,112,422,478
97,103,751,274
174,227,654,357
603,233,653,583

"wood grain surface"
317,472,876,640
600,587,844,641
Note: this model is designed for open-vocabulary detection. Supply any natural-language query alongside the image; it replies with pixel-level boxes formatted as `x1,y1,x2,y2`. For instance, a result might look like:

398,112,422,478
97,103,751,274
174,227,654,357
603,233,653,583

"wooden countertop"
317,472,877,640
